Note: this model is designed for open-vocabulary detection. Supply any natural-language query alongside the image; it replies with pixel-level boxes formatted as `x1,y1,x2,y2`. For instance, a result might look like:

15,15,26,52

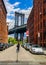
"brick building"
0,0,8,43
27,0,46,47
27,8,34,43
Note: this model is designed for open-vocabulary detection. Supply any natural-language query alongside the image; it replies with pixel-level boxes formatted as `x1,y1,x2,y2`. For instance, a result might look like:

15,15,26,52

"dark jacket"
17,43,20,51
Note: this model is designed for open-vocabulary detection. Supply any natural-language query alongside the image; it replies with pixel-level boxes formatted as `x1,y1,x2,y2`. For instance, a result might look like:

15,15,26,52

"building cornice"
2,0,7,13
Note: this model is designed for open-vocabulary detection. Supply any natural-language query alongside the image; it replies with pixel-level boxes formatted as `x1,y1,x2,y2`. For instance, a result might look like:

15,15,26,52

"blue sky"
9,0,33,9
4,0,33,38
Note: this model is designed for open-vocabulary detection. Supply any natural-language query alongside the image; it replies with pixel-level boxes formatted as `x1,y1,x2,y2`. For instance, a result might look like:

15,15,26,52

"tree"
8,37,17,44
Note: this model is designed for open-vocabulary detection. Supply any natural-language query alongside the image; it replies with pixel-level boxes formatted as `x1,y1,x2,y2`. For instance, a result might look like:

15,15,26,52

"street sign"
26,30,29,36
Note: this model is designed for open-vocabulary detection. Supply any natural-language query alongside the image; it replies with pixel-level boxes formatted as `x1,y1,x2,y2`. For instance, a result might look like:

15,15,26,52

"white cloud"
7,18,15,29
12,7,32,18
19,7,32,18
13,8,20,12
8,34,14,38
9,22,15,29
13,2,21,6
7,18,13,23
4,0,21,13
3,0,9,2
7,13,15,17
4,2,14,12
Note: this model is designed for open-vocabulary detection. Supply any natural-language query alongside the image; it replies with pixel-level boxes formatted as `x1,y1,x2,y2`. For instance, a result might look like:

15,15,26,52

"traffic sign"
26,30,29,36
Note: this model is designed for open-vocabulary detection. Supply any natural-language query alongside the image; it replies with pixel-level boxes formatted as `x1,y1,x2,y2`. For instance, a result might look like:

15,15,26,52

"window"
44,9,46,15
43,20,46,27
40,33,42,41
43,32,46,40
43,0,46,3
0,3,2,6
40,22,42,29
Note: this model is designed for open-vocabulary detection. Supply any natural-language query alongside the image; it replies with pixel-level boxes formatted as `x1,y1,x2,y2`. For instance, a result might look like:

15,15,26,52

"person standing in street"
17,40,20,52
16,40,20,62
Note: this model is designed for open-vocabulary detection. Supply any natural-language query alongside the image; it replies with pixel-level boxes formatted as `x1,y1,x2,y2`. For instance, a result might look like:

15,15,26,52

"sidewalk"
0,44,46,62
43,47,46,55
44,50,46,55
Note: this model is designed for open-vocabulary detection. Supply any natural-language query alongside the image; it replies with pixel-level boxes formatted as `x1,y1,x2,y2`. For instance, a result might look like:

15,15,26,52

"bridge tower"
14,12,25,40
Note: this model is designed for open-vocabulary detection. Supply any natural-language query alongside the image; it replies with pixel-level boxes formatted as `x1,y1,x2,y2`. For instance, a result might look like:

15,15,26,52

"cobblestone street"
0,44,46,63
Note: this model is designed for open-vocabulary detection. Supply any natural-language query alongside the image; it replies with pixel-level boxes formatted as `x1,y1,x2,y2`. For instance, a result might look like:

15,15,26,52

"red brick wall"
34,0,46,47
0,0,8,43
27,8,34,43
27,0,46,47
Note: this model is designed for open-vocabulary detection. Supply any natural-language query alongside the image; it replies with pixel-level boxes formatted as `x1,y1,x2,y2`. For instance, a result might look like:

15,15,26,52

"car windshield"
33,45,41,48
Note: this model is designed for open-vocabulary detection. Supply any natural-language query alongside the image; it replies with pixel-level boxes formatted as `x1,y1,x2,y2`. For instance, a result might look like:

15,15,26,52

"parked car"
7,43,11,47
25,43,32,50
4,44,8,49
21,43,25,48
26,43,29,50
23,43,32,50
0,43,5,51
7,43,14,48
3,44,5,49
24,43,27,49
31,45,44,54
27,43,32,51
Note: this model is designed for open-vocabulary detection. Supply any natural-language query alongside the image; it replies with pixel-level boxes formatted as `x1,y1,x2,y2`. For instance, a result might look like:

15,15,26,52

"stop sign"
26,30,29,36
